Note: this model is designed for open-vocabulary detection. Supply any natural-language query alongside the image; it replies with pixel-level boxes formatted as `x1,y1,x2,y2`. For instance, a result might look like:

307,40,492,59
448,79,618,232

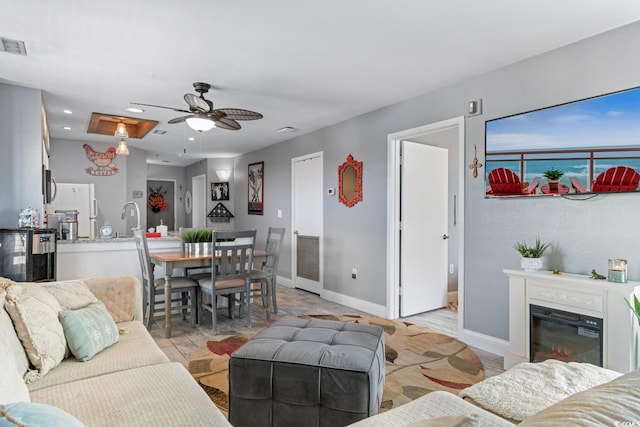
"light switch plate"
133,190,144,199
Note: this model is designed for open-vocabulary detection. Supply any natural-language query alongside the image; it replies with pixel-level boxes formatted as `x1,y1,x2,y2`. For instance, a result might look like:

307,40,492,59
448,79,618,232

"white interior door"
400,141,448,316
292,152,323,294
192,174,206,228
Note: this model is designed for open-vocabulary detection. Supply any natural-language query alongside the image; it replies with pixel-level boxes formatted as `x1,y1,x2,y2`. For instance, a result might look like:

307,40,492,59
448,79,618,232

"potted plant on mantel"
514,236,551,272
181,229,213,255
543,168,564,191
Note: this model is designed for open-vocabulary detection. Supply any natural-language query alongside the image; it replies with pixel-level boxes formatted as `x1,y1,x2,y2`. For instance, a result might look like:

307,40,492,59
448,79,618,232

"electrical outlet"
449,264,454,274
352,268,357,279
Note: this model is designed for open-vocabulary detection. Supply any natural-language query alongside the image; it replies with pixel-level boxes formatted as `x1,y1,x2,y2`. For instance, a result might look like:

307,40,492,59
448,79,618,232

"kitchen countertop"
57,232,182,244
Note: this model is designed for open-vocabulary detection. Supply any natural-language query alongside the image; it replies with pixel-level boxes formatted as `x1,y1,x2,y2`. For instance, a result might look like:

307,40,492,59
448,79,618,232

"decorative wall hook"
468,144,483,178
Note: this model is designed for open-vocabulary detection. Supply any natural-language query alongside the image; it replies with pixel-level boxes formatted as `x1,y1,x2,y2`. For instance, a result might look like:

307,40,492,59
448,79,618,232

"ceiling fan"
132,82,263,132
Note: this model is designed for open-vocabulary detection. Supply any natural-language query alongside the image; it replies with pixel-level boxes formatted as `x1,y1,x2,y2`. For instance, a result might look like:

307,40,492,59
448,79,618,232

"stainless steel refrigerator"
50,183,97,239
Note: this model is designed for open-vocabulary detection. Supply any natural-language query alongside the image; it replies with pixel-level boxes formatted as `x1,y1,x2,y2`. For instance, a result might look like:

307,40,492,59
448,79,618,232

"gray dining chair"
133,229,199,330
250,227,286,316
196,229,257,335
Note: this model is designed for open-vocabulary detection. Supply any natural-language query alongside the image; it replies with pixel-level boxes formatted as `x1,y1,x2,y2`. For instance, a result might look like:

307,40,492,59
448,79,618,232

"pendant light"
114,121,130,155
116,138,129,155
114,122,129,138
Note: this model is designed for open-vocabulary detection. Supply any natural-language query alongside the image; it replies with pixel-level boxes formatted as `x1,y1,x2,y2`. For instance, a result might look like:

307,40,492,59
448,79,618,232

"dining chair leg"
263,281,271,320
270,278,278,314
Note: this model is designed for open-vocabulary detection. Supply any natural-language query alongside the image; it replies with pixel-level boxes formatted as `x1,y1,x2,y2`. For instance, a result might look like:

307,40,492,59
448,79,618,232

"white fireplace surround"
504,269,640,373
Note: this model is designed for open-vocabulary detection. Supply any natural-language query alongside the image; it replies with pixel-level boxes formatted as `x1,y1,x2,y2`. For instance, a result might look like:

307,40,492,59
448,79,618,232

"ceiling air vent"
153,130,167,135
0,38,27,56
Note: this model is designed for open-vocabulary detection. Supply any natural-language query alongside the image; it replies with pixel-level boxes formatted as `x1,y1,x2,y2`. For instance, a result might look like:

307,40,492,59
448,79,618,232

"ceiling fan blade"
214,117,242,130
184,94,210,113
215,108,263,121
131,102,191,114
168,115,194,124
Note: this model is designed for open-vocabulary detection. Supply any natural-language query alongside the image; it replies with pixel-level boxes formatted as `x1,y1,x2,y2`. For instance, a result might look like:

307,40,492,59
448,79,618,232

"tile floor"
150,284,505,378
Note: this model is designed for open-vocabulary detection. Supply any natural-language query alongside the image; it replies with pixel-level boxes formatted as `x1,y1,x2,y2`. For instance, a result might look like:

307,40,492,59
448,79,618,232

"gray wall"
0,84,44,227
49,139,148,235
147,164,188,230
184,158,237,231
233,21,640,341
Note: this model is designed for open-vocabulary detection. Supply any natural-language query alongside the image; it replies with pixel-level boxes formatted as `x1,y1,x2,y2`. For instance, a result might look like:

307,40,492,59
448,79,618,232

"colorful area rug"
187,314,484,416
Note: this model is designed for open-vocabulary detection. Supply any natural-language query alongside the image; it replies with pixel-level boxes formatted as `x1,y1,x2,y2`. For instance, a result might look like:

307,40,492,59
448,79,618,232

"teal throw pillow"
59,301,119,362
0,402,86,426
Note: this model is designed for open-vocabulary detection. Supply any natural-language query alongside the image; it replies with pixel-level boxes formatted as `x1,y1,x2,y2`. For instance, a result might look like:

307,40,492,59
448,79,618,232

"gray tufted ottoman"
228,318,385,427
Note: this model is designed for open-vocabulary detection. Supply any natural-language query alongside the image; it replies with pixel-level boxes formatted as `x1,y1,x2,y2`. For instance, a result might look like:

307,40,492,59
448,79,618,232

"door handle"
294,230,299,235
442,234,449,240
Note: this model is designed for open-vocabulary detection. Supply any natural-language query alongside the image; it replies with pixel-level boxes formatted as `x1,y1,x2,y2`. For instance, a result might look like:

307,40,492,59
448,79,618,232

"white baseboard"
275,275,293,288
321,289,387,317
458,327,509,357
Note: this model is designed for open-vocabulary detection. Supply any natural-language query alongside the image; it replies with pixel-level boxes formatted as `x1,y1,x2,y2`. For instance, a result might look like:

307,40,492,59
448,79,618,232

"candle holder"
607,259,628,283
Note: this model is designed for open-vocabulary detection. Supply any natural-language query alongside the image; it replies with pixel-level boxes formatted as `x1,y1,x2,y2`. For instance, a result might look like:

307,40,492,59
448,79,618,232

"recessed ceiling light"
63,126,71,130
277,126,296,133
126,107,144,113
188,137,195,141
63,109,72,114
152,129,167,135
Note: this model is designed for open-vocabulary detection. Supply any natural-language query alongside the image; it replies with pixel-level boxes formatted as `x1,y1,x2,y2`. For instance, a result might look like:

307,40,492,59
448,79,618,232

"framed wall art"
248,161,264,215
211,182,229,201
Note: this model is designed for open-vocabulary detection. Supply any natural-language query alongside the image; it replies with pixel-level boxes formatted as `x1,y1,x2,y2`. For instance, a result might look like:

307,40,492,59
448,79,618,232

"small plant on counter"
181,229,213,243
514,236,550,258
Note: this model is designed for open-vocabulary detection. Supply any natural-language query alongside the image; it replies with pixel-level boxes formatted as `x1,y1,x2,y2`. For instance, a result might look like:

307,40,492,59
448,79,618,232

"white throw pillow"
0,337,30,404
40,280,98,310
0,288,30,403
459,359,622,421
0,288,29,376
4,283,67,382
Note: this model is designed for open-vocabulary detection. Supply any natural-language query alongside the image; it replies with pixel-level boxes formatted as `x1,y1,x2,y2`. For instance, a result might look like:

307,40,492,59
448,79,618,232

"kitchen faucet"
121,201,141,231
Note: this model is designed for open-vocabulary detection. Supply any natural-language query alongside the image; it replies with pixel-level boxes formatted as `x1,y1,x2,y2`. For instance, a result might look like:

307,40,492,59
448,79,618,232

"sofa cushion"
0,290,29,377
459,359,621,421
0,402,85,426
518,368,640,426
3,282,67,382
30,362,232,427
59,301,119,362
27,320,169,392
83,276,139,323
40,280,98,310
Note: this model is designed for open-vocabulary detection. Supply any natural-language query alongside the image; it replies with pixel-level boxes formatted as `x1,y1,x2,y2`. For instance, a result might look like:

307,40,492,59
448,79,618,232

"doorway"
386,117,465,335
146,179,176,231
291,152,323,294
192,174,206,228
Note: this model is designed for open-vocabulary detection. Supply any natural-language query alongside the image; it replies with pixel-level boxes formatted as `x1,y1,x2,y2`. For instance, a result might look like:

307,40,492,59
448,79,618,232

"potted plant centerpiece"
543,168,564,191
181,229,213,255
514,236,550,272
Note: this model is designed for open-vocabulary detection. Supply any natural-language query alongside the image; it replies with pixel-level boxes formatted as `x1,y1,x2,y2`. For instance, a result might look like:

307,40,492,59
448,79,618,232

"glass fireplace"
530,304,603,366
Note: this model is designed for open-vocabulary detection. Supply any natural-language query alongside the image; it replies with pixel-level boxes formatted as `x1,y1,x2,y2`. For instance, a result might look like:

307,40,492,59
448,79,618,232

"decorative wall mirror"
338,154,363,207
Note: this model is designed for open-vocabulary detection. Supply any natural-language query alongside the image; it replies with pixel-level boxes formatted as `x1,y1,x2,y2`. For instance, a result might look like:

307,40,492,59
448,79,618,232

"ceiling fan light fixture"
114,122,129,138
186,116,216,132
116,138,129,155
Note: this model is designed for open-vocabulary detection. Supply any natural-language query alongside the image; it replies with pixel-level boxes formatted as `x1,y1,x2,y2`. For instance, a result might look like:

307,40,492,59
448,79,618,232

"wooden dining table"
149,249,269,337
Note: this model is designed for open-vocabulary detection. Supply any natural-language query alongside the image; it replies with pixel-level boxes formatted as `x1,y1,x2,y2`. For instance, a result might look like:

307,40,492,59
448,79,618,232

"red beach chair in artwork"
486,167,540,196
570,166,640,193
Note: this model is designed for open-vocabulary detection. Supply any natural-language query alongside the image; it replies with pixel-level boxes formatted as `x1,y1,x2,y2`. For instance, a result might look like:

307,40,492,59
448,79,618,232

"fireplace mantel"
504,269,640,373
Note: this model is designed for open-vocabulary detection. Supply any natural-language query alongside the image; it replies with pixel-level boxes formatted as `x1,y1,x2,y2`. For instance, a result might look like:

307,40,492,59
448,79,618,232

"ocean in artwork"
485,156,640,189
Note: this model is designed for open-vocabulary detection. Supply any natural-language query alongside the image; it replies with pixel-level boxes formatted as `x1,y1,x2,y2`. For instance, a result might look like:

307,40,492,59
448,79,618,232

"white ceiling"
2,1,640,166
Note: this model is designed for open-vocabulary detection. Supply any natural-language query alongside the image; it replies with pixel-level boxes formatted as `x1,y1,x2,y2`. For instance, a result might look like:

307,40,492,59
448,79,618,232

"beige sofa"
352,359,640,426
0,275,231,427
